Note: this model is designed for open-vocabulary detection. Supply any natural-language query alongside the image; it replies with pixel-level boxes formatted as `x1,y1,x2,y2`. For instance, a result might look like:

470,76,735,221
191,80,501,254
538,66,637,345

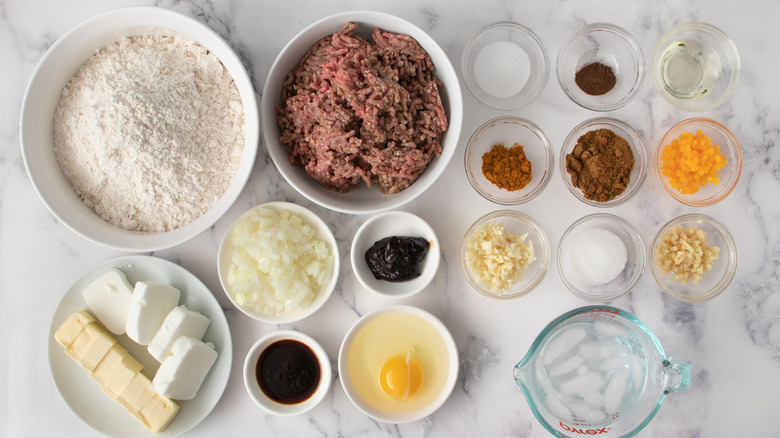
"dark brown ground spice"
575,62,617,96
565,128,634,202
481,143,532,191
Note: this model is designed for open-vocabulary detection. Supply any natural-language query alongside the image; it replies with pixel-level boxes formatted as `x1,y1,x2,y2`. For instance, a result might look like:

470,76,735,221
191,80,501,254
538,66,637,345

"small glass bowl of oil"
652,22,740,111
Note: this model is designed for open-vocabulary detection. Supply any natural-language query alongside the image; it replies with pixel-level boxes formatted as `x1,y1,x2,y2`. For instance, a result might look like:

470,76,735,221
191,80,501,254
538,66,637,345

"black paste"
256,339,321,404
365,236,430,282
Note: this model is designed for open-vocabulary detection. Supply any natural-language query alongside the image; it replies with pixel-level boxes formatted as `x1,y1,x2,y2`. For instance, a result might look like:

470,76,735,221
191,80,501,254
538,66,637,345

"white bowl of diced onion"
217,202,339,324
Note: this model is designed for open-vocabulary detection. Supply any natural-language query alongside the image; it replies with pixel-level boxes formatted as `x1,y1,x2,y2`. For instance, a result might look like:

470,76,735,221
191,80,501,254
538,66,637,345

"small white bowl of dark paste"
351,211,440,298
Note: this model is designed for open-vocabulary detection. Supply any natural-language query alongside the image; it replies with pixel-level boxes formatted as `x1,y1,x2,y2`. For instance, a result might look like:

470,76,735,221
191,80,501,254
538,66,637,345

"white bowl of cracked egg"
20,7,259,252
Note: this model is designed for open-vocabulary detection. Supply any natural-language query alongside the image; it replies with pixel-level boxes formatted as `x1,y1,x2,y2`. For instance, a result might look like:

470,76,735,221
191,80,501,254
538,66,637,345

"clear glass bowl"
461,22,550,110
560,117,648,207
460,210,550,299
651,214,737,303
558,213,646,302
652,22,740,112
557,23,645,111
655,118,742,206
464,116,554,205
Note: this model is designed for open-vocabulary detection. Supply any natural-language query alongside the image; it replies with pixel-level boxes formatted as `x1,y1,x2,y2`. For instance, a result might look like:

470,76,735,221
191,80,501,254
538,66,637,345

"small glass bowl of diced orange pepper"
656,118,742,206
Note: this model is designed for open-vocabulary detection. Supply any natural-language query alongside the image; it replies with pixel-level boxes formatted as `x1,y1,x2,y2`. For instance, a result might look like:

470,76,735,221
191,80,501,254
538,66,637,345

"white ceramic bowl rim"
217,201,340,324
243,330,332,416
19,6,259,252
337,305,459,423
261,11,463,215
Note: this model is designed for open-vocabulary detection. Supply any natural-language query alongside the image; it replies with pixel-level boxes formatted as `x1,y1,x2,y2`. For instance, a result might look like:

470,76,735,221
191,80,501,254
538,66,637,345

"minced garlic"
655,225,719,284
465,220,536,294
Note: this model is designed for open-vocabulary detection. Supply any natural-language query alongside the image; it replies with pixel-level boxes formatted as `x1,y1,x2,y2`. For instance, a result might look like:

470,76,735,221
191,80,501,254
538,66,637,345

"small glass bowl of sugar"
557,213,645,302
462,22,550,110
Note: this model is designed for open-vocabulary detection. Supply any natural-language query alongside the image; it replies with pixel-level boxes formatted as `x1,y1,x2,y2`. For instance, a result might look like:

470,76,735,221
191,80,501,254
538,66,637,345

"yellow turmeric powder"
660,130,727,195
481,143,532,191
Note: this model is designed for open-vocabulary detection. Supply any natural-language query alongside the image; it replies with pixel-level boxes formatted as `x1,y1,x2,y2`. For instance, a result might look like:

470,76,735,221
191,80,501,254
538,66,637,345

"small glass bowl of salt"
462,22,550,110
557,213,645,302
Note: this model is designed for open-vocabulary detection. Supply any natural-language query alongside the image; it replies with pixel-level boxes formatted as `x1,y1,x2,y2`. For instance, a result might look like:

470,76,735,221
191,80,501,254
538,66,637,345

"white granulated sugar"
569,228,628,286
473,40,531,99
54,35,245,232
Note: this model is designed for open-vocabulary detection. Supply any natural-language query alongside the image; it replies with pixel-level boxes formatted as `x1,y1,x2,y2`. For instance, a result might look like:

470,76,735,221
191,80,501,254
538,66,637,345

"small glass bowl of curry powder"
560,117,648,207
465,116,554,205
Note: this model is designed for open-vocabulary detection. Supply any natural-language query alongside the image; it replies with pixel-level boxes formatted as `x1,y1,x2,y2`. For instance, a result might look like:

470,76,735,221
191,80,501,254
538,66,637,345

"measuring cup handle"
663,356,692,393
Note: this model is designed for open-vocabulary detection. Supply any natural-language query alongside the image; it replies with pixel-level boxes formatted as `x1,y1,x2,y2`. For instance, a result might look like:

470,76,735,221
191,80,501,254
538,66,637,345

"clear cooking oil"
659,40,720,100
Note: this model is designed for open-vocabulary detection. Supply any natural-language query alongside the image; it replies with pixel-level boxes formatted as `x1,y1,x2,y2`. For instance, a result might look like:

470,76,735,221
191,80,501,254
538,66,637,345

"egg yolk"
379,350,424,401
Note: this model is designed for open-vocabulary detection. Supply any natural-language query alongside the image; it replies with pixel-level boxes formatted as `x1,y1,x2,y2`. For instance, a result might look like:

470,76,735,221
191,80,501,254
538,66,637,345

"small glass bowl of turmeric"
465,116,554,205
656,118,742,206
651,214,737,303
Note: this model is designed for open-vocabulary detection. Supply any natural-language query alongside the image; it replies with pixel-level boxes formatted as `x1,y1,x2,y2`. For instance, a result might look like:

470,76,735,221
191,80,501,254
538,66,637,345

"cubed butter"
140,396,180,434
66,322,103,365
54,310,95,349
80,329,117,371
148,305,210,362
152,336,218,400
92,343,128,386
126,281,181,345
104,354,144,399
82,268,133,335
119,373,157,412
56,310,181,433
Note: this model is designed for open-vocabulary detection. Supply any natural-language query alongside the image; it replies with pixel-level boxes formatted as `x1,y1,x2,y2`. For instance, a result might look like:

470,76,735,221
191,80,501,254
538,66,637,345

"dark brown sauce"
256,339,321,404
365,236,430,282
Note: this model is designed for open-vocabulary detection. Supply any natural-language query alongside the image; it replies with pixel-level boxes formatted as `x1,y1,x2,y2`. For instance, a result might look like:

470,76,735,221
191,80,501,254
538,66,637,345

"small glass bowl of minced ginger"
460,210,550,299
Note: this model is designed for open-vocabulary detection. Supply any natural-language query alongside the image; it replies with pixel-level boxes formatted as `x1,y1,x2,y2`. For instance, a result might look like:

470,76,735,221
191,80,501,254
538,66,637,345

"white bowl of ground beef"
20,7,258,252
262,11,463,214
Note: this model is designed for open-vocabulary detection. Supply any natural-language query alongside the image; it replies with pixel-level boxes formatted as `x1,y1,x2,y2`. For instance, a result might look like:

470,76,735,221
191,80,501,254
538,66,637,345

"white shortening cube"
152,336,218,400
126,281,181,345
147,305,210,361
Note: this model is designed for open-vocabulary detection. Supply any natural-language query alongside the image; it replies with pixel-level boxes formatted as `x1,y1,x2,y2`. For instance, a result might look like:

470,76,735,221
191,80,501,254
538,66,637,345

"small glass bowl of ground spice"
460,210,551,299
656,118,742,207
560,117,648,207
465,116,554,205
461,22,550,110
558,213,646,302
351,211,440,299
556,23,645,111
651,214,737,302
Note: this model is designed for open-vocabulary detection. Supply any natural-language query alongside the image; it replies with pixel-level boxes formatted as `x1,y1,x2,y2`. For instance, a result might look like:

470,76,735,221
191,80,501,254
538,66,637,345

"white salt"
473,40,530,99
569,228,628,286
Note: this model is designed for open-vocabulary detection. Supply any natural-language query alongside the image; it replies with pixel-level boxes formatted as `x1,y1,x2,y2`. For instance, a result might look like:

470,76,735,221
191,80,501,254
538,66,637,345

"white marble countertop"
2,0,780,437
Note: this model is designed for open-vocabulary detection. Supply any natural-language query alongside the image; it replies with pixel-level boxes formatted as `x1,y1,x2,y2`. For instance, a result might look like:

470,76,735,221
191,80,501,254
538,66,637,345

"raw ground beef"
276,22,448,193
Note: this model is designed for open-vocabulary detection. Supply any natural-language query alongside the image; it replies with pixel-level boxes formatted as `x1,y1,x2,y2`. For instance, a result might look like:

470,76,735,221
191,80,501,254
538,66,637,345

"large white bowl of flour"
20,7,259,252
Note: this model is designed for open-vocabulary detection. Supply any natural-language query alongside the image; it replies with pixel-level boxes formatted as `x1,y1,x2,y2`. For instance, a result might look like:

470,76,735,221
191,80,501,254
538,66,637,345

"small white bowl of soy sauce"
243,330,332,415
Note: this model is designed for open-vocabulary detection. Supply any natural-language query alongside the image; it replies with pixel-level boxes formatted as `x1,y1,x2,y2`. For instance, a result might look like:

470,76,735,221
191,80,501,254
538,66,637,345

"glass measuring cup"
513,306,691,437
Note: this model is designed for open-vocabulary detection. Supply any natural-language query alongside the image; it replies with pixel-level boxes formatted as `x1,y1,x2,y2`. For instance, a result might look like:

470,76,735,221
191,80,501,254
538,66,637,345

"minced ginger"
465,220,536,294
660,130,727,195
655,225,719,284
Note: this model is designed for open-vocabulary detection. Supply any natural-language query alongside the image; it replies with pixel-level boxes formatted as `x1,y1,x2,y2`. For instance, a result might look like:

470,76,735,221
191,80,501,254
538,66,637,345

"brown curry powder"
565,128,634,202
481,143,532,191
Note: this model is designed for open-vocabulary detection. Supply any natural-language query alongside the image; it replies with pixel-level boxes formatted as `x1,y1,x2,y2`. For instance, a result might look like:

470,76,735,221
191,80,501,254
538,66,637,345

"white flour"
54,35,245,232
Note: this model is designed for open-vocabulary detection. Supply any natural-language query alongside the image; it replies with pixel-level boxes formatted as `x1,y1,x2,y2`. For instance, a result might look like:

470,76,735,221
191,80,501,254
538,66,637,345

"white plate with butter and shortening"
48,255,232,438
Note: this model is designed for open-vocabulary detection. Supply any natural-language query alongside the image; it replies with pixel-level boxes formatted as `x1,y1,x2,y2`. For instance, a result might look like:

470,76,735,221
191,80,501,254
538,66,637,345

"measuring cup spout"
663,356,692,393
